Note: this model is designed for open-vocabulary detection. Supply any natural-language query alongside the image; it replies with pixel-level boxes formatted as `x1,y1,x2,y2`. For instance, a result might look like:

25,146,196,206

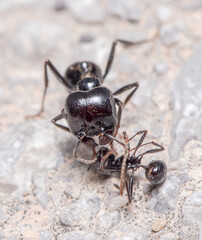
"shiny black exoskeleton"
64,62,115,141
94,130,167,203
65,61,102,90
28,38,156,158
50,55,138,152
65,82,117,141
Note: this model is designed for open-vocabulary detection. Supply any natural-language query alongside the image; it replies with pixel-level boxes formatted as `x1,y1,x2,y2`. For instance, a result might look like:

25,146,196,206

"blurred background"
0,0,202,239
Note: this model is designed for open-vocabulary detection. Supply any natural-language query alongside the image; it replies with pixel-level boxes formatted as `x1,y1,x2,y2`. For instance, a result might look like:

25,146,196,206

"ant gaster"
28,37,157,162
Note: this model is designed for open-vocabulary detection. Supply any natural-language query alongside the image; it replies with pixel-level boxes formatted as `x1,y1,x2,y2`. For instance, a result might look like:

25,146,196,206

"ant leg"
117,130,148,186
125,178,130,202
124,163,135,203
27,59,69,118
140,142,164,156
128,130,148,156
127,130,164,159
103,37,157,80
99,149,115,170
128,130,147,143
106,130,149,196
130,141,164,158
113,168,134,203
101,130,130,185
52,110,98,163
109,98,123,151
73,141,97,164
120,132,130,196
128,175,133,203
100,130,131,196
127,168,137,203
109,98,123,153
101,131,125,147
113,98,123,138
51,109,70,133
114,82,139,107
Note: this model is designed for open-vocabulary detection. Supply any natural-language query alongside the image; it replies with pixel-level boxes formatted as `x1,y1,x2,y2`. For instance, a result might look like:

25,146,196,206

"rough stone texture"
33,172,49,209
108,225,147,240
59,190,100,227
154,61,169,75
67,0,107,23
12,21,68,59
57,231,103,240
159,233,176,240
96,211,121,231
107,0,143,22
160,25,179,46
182,190,202,230
156,5,173,22
105,195,128,211
146,173,189,213
0,121,66,197
170,42,202,161
39,229,53,240
0,0,202,239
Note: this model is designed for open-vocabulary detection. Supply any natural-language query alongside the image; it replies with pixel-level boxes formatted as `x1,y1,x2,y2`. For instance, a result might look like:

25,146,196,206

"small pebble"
154,61,168,75
160,25,179,47
156,5,173,22
54,0,67,11
152,218,166,232
80,33,95,43
108,0,142,22
67,0,106,23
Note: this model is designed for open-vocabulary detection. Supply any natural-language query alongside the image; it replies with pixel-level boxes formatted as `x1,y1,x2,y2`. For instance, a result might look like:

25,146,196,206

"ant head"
77,77,101,91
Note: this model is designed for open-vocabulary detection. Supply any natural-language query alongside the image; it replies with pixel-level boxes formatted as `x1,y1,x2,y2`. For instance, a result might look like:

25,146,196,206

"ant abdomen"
145,160,167,185
65,61,102,90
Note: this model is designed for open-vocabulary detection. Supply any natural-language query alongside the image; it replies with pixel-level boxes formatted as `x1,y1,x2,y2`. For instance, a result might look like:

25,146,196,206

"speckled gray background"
0,0,202,239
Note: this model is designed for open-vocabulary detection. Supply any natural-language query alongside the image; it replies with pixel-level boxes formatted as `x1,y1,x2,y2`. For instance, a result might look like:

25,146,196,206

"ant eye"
77,131,85,140
145,160,167,185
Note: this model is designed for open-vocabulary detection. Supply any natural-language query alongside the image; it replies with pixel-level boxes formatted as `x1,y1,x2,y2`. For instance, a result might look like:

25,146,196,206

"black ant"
93,130,167,203
27,36,158,162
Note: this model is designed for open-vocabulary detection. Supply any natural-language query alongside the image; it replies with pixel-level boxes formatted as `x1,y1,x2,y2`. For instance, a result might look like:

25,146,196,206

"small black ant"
93,130,167,203
27,35,158,162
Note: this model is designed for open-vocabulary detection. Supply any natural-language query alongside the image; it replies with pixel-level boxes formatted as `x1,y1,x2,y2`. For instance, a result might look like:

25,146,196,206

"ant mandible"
28,36,157,162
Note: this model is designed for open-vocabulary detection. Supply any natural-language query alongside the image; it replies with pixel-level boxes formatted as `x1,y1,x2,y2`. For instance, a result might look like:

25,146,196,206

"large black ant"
27,34,158,163
93,130,167,203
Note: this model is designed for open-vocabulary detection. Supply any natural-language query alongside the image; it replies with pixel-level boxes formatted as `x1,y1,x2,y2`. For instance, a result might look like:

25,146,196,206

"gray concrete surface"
0,0,202,239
